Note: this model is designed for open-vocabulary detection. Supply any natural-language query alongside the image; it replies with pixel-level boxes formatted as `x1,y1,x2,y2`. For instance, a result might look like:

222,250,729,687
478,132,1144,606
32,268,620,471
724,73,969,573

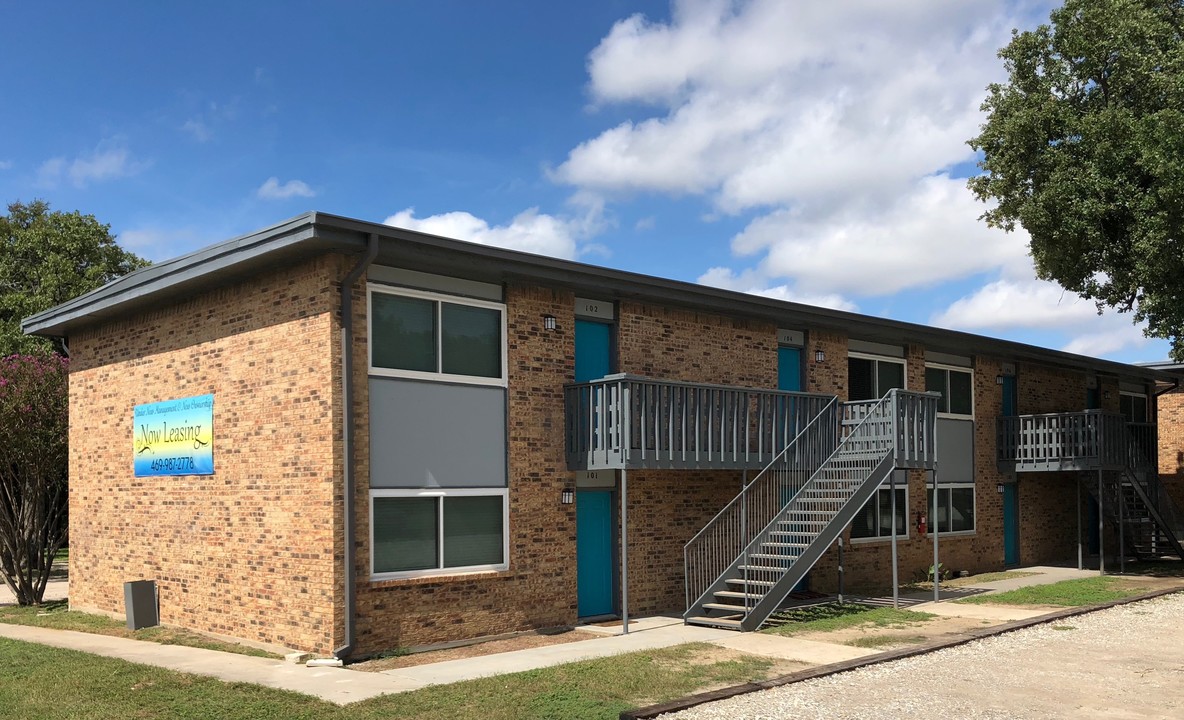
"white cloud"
698,266,858,312
554,0,1055,298
181,119,212,142
932,273,1156,357
256,177,315,200
35,143,146,188
384,207,599,260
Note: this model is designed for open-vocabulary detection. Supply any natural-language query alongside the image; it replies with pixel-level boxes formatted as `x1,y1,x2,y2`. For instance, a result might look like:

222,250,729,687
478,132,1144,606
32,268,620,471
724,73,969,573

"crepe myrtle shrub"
0,352,68,605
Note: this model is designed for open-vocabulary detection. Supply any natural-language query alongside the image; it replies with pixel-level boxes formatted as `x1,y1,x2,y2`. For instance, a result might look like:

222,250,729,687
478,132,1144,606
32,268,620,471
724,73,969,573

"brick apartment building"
22,212,1181,657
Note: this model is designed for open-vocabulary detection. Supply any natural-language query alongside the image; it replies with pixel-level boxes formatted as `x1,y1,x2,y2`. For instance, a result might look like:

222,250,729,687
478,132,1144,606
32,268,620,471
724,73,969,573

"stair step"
724,577,776,587
714,590,765,600
686,616,743,630
702,602,748,612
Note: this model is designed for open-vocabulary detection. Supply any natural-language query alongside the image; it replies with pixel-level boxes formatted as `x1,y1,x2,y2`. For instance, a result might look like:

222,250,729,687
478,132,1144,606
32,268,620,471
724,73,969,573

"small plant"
925,563,951,583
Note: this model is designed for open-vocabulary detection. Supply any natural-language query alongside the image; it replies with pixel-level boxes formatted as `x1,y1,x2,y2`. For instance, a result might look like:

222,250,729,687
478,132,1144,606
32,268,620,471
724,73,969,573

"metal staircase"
1085,423,1184,561
683,389,938,631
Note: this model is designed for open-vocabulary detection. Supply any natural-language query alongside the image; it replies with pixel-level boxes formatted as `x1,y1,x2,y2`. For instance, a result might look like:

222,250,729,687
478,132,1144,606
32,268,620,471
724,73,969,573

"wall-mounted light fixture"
543,315,557,331
997,483,1005,494
561,488,574,505
814,347,826,363
996,374,1005,385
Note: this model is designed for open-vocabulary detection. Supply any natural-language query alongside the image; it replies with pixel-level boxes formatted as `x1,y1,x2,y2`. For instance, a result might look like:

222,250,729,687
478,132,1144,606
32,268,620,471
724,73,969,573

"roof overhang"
22,211,1172,385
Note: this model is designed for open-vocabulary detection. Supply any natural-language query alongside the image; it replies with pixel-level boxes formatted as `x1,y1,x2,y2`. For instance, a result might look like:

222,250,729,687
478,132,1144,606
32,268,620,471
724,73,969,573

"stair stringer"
1122,468,1184,560
737,454,895,631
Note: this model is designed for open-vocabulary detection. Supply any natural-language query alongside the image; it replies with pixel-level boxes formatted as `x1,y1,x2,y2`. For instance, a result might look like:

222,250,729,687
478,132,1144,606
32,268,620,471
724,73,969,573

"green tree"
969,0,1184,359
0,200,148,355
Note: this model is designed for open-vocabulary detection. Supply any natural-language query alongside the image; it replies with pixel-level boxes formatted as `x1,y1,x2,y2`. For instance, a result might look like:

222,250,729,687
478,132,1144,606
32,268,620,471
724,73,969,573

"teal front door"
575,320,612,383
1003,484,1020,566
577,490,614,617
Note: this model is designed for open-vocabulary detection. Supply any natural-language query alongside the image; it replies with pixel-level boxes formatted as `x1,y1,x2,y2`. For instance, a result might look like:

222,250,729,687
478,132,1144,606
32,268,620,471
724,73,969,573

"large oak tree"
969,0,1184,359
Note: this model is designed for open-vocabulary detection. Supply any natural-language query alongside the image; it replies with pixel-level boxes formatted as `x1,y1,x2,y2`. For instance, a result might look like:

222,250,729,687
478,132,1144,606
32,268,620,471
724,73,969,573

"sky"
0,0,1170,364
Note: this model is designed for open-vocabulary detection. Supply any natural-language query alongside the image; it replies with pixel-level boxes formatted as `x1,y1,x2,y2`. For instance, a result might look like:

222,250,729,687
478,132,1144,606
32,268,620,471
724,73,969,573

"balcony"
564,374,834,471
997,410,1157,473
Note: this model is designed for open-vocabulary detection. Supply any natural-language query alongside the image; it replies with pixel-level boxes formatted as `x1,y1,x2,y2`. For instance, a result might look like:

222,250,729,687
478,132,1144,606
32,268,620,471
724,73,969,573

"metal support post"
1076,477,1083,571
932,469,940,603
621,468,629,634
890,470,899,609
837,537,844,604
1098,469,1105,576
1119,478,1125,574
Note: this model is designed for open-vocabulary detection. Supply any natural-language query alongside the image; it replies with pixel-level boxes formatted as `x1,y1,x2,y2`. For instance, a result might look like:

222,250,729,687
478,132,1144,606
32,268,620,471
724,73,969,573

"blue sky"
0,0,1169,363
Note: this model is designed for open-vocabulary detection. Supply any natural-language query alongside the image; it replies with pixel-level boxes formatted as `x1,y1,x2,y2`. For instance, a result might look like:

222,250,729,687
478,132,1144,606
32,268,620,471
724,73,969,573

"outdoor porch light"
543,314,557,331
997,483,1005,494
996,374,1005,385
561,488,574,505
814,348,825,363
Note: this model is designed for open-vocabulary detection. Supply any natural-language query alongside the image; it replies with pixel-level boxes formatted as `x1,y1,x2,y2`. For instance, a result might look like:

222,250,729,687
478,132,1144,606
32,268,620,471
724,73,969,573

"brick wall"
1159,386,1184,511
67,256,342,654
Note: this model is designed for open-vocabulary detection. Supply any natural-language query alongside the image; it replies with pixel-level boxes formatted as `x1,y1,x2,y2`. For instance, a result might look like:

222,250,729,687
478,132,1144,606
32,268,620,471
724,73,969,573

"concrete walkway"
0,564,1149,706
0,576,67,605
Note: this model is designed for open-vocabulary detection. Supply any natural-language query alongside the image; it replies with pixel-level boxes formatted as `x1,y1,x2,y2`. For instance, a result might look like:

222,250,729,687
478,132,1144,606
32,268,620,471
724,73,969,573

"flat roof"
22,211,1170,384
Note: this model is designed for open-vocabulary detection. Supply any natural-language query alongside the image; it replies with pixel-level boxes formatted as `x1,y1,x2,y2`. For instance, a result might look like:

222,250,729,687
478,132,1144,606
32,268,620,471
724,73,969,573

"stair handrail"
683,395,840,610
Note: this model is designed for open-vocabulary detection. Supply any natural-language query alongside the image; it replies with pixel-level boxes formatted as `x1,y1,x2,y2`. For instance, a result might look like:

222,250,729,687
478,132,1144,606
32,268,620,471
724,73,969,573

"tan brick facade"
67,256,343,654
1159,387,1184,511
63,244,1146,657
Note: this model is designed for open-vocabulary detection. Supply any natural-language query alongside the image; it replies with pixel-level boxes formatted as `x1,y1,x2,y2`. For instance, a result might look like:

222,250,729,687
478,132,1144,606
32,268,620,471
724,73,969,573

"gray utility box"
124,580,159,630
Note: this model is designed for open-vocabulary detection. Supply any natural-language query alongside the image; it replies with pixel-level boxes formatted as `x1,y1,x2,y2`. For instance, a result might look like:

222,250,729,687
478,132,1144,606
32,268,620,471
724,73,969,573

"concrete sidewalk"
0,576,67,605
0,564,1146,706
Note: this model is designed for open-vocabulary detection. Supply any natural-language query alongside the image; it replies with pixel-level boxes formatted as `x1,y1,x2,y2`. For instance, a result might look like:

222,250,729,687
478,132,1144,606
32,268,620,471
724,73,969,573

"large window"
1120,392,1149,423
369,286,506,385
371,489,508,579
848,354,906,401
926,485,975,534
850,485,907,540
926,365,974,417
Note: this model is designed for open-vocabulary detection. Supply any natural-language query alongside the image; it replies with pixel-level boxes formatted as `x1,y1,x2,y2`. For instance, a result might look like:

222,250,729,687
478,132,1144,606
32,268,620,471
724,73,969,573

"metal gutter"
334,233,379,661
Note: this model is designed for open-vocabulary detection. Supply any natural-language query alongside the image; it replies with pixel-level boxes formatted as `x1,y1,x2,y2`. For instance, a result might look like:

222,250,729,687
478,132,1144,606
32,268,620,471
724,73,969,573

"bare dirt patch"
351,628,601,672
795,613,997,651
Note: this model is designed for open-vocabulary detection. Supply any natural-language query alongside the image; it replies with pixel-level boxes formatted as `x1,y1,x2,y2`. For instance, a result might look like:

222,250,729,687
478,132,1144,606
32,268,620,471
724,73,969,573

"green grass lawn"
0,638,772,720
762,602,936,636
0,600,277,659
955,576,1144,607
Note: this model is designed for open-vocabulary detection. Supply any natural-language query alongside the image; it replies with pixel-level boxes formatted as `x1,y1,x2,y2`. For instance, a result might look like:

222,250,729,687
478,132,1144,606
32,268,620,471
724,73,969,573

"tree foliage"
969,0,1184,359
0,200,149,355
0,353,69,605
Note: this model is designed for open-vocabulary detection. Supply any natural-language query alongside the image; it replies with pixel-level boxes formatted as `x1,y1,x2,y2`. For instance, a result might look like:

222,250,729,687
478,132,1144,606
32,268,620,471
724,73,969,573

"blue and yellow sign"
133,394,214,476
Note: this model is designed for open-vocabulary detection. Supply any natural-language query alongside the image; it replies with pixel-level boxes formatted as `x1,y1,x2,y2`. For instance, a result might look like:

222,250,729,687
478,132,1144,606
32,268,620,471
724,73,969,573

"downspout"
335,233,379,661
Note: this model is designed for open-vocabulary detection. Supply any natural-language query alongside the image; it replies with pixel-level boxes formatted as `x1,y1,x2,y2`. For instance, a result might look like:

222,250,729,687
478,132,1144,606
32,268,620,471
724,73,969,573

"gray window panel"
949,371,973,415
935,418,974,485
851,487,906,539
443,496,504,567
441,302,501,378
372,294,436,372
851,495,878,538
373,497,437,573
370,378,507,488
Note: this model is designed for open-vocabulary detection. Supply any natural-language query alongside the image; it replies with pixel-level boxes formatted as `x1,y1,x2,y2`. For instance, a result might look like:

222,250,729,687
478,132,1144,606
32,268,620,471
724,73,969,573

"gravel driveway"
662,592,1184,720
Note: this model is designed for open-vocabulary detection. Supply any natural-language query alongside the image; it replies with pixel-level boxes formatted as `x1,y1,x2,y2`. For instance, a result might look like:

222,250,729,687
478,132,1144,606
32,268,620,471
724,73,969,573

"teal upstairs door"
577,490,615,617
1003,484,1020,566
575,320,612,383
778,346,802,392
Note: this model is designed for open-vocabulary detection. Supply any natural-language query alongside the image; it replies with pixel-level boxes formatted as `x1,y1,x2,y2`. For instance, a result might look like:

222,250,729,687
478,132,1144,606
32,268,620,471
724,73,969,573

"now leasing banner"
133,394,215,476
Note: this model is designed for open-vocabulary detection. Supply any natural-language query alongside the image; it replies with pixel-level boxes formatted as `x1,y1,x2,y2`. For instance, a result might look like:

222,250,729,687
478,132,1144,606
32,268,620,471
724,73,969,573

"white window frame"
926,483,976,536
847,351,908,401
925,363,975,420
849,484,910,544
367,285,508,387
369,488,510,581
